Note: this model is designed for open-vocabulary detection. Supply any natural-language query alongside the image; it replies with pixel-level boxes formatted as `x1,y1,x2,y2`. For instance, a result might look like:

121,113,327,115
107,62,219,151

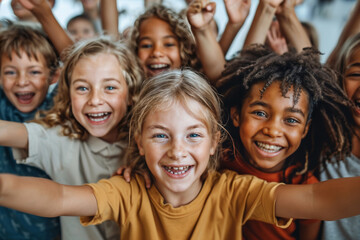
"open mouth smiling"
86,112,111,122
255,141,283,153
163,165,193,175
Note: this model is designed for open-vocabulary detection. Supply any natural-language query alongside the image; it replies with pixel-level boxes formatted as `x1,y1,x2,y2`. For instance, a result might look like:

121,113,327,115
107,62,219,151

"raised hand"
18,0,50,12
262,0,283,8
224,0,251,25
266,20,288,54
187,0,216,30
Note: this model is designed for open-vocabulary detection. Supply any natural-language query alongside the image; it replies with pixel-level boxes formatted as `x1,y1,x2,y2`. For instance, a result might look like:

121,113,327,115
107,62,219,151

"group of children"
1,0,360,239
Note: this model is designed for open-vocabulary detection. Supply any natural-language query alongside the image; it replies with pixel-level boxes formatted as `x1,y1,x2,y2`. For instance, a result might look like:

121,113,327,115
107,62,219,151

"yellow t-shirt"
81,170,291,240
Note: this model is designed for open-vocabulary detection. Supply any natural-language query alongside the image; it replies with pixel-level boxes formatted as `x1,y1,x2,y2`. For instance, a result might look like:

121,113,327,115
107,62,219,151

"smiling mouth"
148,64,170,72
86,112,111,122
255,141,283,153
15,92,35,103
163,165,192,175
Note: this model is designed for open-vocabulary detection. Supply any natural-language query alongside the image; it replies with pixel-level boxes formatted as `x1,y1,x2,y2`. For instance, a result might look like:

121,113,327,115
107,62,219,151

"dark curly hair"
218,45,354,183
129,4,200,71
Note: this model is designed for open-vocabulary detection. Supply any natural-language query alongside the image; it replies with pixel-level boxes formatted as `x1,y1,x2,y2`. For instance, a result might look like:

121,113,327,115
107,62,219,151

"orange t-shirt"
221,152,319,240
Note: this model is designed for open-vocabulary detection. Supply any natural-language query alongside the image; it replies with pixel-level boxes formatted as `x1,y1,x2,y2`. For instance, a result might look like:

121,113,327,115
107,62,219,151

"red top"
221,151,319,240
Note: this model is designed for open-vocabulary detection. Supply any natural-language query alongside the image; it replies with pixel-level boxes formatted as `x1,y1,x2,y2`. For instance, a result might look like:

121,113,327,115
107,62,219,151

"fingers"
123,168,132,183
142,170,152,189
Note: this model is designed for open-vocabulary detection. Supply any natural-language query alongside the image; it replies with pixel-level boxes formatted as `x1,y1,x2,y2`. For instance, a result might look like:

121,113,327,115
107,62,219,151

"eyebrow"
139,35,177,42
249,100,306,118
146,124,206,131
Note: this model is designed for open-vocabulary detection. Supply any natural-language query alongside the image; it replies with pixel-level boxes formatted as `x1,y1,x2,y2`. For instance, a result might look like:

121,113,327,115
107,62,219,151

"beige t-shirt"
81,170,291,240
13,122,125,240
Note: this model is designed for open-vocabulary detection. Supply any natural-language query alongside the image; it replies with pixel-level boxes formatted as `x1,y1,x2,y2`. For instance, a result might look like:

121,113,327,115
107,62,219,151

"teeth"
88,113,107,117
87,112,110,122
149,64,169,69
164,166,190,175
256,142,282,152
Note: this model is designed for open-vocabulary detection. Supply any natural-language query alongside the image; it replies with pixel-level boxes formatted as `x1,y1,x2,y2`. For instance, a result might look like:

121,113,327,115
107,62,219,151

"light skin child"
0,70,360,238
0,47,131,148
67,16,97,42
0,51,58,113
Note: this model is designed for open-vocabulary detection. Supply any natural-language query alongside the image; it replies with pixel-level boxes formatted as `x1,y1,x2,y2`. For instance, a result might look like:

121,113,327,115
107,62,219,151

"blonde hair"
0,22,59,78
35,37,144,141
129,4,200,71
126,69,223,174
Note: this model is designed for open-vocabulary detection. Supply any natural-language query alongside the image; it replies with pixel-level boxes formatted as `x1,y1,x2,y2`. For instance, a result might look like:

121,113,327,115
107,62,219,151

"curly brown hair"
34,37,144,141
218,45,354,182
128,4,200,71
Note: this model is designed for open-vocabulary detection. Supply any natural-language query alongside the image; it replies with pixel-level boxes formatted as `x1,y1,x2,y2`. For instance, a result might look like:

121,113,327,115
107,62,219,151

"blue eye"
77,86,88,91
4,70,16,76
286,118,299,124
253,111,266,117
189,133,200,138
154,134,166,138
106,86,116,90
29,70,41,75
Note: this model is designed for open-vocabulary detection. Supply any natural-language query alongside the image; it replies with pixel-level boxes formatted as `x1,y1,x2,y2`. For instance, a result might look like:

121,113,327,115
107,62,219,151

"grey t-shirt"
320,153,360,240
13,122,126,240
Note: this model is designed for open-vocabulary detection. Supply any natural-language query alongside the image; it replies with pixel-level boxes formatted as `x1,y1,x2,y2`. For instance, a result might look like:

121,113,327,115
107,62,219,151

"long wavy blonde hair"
126,69,224,174
34,37,144,141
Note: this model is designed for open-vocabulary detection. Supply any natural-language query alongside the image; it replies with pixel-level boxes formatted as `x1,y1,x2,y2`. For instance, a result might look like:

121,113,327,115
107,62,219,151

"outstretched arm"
243,0,282,48
0,120,28,149
18,0,74,57
100,0,120,39
276,177,360,221
187,0,226,84
276,0,311,52
0,174,97,217
327,0,360,67
219,0,251,54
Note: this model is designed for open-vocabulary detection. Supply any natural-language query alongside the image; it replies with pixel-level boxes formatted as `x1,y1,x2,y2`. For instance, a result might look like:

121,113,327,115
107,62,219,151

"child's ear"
302,120,311,139
230,107,240,127
49,68,61,85
135,134,145,156
210,131,220,155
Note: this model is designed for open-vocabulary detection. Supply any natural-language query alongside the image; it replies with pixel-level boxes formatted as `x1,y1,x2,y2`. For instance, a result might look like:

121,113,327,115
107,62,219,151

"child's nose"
88,90,104,106
16,73,29,87
262,119,282,137
151,44,164,57
167,139,187,160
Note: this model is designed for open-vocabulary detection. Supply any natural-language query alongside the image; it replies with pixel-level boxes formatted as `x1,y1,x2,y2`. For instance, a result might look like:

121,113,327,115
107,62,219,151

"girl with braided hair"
218,45,354,240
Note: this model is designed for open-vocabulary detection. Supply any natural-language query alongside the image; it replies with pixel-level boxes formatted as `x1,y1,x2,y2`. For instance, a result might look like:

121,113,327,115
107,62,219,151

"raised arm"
327,0,360,67
219,0,251,54
275,177,360,221
0,174,97,217
100,0,120,39
187,0,226,84
243,0,283,48
275,0,311,52
18,0,74,57
0,120,28,149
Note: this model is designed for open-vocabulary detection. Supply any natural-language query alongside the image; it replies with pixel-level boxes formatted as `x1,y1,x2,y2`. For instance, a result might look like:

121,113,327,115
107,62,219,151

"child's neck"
155,179,203,208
